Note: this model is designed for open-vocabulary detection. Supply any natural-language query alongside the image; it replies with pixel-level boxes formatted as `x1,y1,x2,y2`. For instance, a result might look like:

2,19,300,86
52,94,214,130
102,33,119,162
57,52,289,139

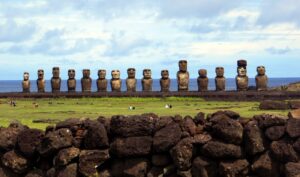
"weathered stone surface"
265,125,285,141
1,150,29,174
56,163,77,177
99,169,111,177
177,169,192,177
194,112,206,125
270,140,298,163
110,136,152,157
289,101,300,109
259,100,290,110
54,147,80,166
192,156,218,177
0,165,20,177
0,125,27,151
152,154,172,167
79,149,109,177
110,115,154,137
285,162,300,177
252,151,279,177
38,128,73,156
181,116,197,136
211,115,243,144
287,117,300,138
244,121,266,155
56,118,84,130
147,167,163,177
211,110,240,120
253,114,287,129
83,120,109,149
25,169,44,177
192,133,212,145
17,128,44,158
219,159,249,177
123,158,150,177
153,122,182,152
202,140,242,159
170,138,193,171
288,109,300,119
293,137,300,153
153,116,174,132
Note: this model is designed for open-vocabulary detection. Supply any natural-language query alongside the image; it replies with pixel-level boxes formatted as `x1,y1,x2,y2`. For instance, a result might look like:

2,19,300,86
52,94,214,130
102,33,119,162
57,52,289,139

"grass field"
0,97,291,129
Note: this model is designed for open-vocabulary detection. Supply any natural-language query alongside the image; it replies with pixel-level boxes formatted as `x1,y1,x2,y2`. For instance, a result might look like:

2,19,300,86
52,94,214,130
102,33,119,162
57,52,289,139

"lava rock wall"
1,110,300,177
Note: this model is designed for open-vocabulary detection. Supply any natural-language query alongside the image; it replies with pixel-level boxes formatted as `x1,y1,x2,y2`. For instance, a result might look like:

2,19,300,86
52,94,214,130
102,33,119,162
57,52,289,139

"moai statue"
160,70,170,92
97,69,107,92
236,60,249,91
67,69,76,92
142,69,153,91
22,72,30,93
215,67,226,91
51,67,61,92
177,60,189,91
197,69,209,92
255,66,268,91
111,70,121,92
126,68,137,92
81,69,92,92
37,69,45,93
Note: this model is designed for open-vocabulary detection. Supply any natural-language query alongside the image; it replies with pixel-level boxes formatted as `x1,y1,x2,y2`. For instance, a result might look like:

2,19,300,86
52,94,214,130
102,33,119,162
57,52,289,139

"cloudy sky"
0,0,299,80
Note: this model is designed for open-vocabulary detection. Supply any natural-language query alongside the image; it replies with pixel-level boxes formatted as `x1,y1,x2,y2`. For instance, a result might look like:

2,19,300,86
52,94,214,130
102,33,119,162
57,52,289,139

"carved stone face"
161,70,169,79
127,68,136,78
215,67,224,77
179,60,187,72
82,69,90,78
111,70,120,79
38,69,44,80
52,67,60,78
257,66,266,75
237,67,247,77
199,69,207,78
68,69,75,79
143,69,152,79
23,72,29,81
98,69,106,79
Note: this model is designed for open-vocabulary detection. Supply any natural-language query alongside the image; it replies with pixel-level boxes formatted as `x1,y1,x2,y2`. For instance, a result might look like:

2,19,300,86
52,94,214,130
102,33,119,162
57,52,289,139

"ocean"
0,78,299,93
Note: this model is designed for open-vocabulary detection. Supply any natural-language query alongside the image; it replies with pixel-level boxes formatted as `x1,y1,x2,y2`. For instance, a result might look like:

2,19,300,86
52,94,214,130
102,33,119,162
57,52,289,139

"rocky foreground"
0,110,300,177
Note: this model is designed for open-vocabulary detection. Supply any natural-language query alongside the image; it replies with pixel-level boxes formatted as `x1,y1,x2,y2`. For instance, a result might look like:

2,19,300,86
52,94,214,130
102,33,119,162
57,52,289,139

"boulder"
253,114,287,129
192,133,212,145
153,122,182,152
152,154,172,167
55,118,84,130
289,101,300,109
54,147,80,166
202,140,242,159
56,163,78,177
177,169,192,177
78,149,109,177
211,110,240,120
17,129,44,158
110,136,152,157
24,169,44,177
110,115,154,137
0,126,26,151
83,120,109,149
251,151,279,177
147,167,163,177
288,109,300,119
1,150,29,174
285,162,300,177
265,125,285,141
99,169,111,177
97,116,111,135
270,140,298,163
181,116,197,136
123,158,150,177
219,159,249,177
153,116,174,132
287,117,300,138
170,138,193,171
211,116,243,144
192,156,218,177
194,112,206,125
293,137,300,153
244,121,266,155
259,100,290,110
38,128,73,156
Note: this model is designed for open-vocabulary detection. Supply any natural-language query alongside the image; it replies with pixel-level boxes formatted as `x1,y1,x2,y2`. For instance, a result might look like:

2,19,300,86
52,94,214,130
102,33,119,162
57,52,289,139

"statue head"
143,69,152,79
257,66,266,76
68,69,75,79
199,69,207,78
98,69,106,79
237,66,247,77
237,60,247,68
161,70,169,79
127,68,136,79
23,72,29,81
52,67,60,78
179,60,187,72
38,69,44,80
111,70,120,79
215,67,224,77
82,69,90,78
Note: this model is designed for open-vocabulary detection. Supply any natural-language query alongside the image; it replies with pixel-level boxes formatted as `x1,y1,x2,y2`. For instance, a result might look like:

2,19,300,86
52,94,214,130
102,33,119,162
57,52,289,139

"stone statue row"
22,60,268,93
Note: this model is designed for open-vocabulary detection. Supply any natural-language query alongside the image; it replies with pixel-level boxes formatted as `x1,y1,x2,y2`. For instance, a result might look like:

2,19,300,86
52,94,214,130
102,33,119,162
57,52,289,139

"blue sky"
0,0,299,80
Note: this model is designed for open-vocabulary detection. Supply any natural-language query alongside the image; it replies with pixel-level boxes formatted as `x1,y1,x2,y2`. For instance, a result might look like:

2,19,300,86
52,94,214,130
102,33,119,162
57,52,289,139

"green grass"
0,97,291,130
